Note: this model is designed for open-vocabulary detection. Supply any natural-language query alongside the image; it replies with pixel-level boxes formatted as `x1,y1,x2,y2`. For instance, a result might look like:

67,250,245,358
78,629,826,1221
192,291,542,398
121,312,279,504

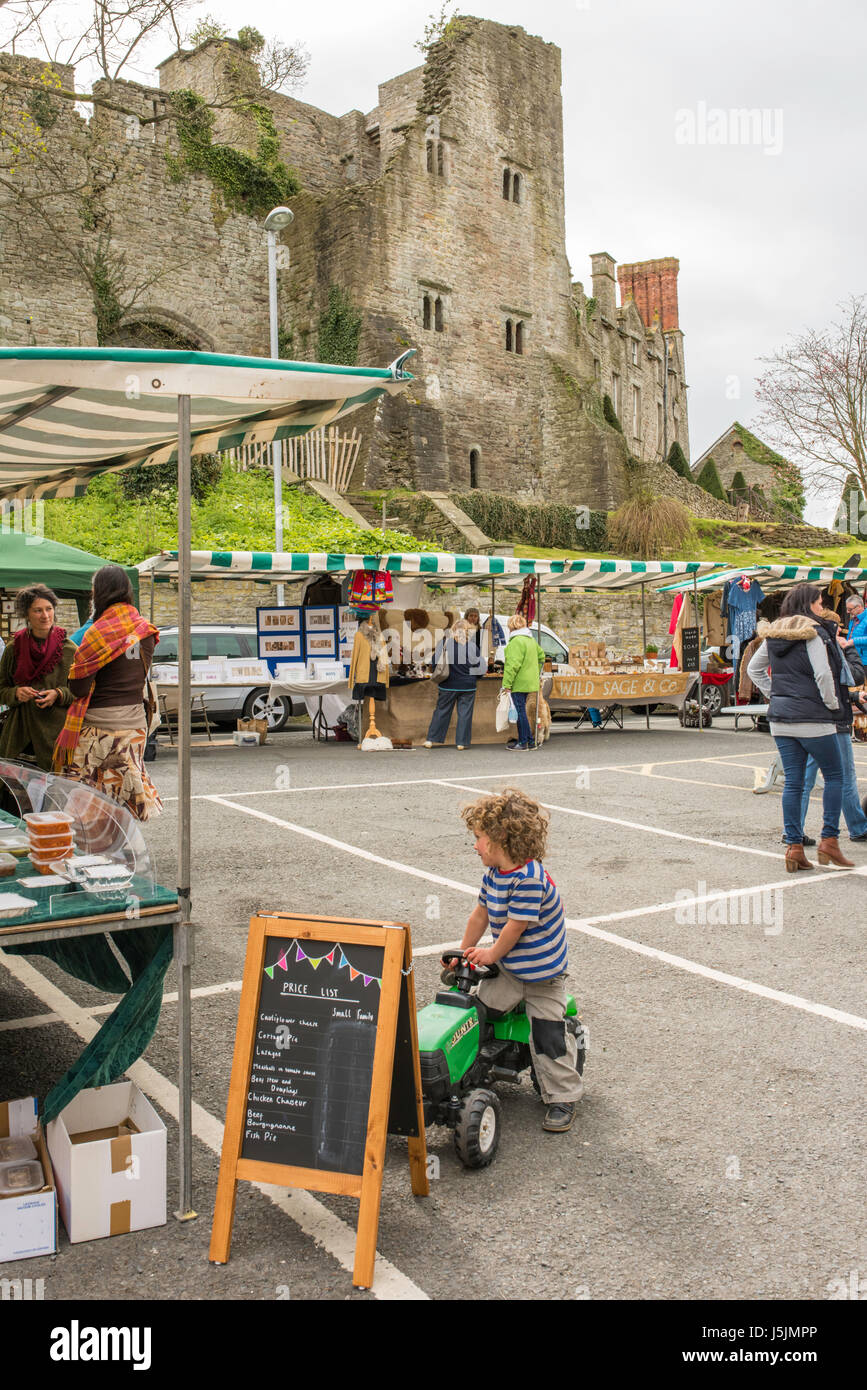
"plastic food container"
29,846,74,871
0,1159,44,1194
0,853,17,877
29,830,74,851
24,811,75,837
0,832,29,856
0,1135,37,1163
0,892,36,920
19,874,71,900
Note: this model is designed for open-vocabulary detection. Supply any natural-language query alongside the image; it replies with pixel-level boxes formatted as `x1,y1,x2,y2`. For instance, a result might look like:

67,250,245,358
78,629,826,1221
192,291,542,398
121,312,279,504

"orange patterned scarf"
52,604,158,769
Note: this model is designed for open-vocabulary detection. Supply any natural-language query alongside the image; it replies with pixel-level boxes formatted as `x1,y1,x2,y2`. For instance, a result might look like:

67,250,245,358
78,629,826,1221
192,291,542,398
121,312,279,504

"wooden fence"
225,427,361,493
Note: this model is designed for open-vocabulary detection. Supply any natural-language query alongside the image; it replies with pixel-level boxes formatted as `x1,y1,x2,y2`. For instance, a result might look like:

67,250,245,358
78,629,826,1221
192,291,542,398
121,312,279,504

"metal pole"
535,580,542,747
693,570,703,735
641,582,650,730
268,229,285,606
176,393,195,1219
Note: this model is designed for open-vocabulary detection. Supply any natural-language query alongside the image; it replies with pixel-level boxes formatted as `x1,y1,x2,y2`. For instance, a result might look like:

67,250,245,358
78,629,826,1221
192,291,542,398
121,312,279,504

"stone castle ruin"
0,16,690,508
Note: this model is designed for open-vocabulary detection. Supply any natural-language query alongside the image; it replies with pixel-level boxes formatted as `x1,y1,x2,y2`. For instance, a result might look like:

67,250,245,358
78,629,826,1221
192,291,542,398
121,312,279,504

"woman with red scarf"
52,565,161,821
0,584,76,770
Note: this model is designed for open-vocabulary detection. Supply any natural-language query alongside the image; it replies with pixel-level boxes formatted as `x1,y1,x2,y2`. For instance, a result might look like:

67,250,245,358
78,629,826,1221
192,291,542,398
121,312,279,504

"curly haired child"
454,787,583,1131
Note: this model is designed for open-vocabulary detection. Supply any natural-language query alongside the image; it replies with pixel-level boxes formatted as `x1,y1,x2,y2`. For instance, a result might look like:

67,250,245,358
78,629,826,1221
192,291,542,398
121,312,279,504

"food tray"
0,1159,44,1194
0,892,37,921
0,1135,37,1163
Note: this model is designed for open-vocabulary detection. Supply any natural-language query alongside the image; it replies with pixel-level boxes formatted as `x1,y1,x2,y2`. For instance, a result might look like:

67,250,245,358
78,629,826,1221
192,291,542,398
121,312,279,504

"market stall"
0,345,415,1220
0,532,139,645
141,550,728,743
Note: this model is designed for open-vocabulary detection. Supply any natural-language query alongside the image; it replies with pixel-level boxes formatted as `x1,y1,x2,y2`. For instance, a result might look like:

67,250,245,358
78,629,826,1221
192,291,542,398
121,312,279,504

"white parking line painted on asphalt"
211,797,867,1033
0,979,246,1032
433,781,784,859
160,751,793,802
0,949,428,1301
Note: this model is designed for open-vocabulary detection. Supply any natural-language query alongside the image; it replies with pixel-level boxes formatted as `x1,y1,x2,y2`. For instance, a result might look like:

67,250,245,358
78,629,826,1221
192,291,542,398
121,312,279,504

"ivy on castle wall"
317,285,362,366
166,88,299,219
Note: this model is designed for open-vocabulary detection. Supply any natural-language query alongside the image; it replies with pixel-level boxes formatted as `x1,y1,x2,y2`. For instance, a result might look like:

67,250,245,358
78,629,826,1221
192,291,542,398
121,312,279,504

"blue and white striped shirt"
479,860,568,980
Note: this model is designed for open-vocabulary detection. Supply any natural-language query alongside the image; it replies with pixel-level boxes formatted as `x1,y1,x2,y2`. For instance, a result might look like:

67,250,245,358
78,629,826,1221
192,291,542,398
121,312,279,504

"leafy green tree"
317,286,363,366
695,456,727,502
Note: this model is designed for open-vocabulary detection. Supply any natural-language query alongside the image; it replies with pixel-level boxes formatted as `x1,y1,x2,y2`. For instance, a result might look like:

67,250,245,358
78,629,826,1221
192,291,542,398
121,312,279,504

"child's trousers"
478,966,583,1104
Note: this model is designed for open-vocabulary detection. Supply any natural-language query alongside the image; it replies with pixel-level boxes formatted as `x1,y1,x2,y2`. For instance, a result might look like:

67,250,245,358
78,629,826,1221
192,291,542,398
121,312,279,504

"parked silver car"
153,625,303,731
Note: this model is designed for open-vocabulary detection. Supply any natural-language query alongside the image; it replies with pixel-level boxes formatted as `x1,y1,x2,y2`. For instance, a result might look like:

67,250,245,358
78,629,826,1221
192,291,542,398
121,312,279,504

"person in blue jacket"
845,594,867,663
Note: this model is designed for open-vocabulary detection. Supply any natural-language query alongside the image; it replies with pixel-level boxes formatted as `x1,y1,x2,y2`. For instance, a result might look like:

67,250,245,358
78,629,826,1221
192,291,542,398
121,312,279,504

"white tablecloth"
269,675,351,728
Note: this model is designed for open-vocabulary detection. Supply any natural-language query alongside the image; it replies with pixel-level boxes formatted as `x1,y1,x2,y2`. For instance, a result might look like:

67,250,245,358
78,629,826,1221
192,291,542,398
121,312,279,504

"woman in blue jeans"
747,584,853,871
797,609,867,842
424,617,486,749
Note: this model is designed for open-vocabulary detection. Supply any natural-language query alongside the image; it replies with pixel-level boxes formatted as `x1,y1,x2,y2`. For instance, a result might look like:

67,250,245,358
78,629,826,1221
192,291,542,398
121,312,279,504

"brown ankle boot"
785,843,814,872
817,837,854,868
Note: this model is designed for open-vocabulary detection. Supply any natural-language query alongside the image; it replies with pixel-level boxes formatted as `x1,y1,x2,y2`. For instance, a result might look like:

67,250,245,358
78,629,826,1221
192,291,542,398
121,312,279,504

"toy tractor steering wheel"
440,950,500,982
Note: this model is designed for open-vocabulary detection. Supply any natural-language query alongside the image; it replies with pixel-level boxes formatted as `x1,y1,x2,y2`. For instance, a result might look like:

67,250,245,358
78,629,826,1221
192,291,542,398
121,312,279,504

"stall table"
268,674,351,741
0,807,190,1214
548,669,695,725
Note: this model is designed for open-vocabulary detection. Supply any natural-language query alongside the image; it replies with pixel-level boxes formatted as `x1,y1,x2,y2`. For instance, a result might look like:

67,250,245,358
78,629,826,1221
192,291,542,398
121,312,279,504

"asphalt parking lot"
2,715,866,1304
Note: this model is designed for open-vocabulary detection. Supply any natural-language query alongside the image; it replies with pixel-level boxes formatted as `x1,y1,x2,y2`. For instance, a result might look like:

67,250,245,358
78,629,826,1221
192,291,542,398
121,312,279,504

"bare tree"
756,296,867,506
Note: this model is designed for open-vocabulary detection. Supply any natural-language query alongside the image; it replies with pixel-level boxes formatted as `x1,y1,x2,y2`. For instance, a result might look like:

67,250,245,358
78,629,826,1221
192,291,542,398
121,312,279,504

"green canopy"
0,530,139,603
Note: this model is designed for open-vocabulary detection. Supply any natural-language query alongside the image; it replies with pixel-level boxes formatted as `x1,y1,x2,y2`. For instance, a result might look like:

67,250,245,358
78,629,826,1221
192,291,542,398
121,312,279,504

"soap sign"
681,626,701,672
210,913,428,1289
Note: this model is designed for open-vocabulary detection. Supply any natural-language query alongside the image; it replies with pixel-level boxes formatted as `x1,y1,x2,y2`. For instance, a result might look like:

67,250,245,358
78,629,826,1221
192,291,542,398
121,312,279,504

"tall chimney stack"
617,257,680,331
589,252,617,319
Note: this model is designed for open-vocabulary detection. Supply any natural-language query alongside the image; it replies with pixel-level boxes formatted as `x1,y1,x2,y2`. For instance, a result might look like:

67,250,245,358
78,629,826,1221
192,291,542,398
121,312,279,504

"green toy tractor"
417,952,587,1168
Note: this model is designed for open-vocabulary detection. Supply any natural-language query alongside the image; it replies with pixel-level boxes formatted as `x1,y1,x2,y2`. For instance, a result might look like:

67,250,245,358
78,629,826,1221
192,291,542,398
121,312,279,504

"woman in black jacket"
424,617,486,749
747,584,851,870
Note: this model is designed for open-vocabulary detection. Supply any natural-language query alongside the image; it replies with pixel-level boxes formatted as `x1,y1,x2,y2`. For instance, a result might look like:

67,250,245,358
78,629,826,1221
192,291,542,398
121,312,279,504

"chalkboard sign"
681,625,701,672
243,936,385,1176
210,913,428,1289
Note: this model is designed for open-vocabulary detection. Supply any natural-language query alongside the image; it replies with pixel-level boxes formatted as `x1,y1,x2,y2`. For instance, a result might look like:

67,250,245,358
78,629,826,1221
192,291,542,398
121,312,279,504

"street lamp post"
264,205,294,604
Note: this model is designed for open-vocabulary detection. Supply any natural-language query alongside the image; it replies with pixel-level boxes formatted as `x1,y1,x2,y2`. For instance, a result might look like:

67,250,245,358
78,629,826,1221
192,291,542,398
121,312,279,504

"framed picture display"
338,606,358,661
304,606,338,632
306,631,337,658
261,633,303,662
258,607,300,633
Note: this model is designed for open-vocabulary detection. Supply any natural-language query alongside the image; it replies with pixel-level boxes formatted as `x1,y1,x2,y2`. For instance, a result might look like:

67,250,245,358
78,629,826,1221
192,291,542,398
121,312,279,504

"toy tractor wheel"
454,1089,501,1169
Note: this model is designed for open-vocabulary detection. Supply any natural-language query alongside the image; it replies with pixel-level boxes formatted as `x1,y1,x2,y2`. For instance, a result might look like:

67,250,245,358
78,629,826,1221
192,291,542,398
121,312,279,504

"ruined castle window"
505,319,513,352
469,450,480,489
503,168,511,199
631,339,638,366
427,140,445,177
434,297,444,332
515,321,524,355
512,172,522,203
632,386,641,439
593,358,601,383
612,373,621,417
423,295,432,331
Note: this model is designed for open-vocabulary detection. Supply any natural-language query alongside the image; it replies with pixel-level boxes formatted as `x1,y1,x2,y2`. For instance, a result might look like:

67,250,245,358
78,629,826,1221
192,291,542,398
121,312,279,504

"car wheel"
244,689,290,732
702,684,724,715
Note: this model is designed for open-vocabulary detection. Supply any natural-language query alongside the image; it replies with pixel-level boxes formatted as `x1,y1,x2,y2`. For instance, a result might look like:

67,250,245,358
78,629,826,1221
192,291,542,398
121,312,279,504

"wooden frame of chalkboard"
209,912,428,1289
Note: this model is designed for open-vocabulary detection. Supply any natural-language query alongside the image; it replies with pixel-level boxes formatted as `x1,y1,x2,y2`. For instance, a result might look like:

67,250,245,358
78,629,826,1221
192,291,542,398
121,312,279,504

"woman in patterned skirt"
52,565,161,821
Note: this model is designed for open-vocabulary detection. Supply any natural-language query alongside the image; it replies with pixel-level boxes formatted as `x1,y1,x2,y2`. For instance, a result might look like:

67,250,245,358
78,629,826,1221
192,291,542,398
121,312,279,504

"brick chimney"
590,252,617,319
617,257,680,332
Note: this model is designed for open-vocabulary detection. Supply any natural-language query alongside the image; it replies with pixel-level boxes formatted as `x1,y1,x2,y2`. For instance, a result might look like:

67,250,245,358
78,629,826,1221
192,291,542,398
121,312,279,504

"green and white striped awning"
0,347,413,500
657,563,867,593
138,550,728,591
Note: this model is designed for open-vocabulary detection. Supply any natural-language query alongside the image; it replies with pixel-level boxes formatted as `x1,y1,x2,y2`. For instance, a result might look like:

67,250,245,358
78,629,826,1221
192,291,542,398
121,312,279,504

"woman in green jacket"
0,584,76,771
502,612,545,750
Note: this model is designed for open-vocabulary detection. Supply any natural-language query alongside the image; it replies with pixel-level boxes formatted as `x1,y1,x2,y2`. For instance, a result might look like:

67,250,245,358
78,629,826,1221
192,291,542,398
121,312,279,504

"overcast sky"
8,0,866,523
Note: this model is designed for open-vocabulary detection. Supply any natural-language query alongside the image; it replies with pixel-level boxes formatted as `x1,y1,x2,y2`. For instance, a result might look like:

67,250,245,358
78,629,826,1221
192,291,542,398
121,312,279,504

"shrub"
695,456,727,501
667,440,691,480
606,492,694,559
454,492,608,552
603,394,623,432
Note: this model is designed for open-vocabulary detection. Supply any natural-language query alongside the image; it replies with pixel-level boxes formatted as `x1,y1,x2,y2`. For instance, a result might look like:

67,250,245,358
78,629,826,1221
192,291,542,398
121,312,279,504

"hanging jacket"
747,616,838,725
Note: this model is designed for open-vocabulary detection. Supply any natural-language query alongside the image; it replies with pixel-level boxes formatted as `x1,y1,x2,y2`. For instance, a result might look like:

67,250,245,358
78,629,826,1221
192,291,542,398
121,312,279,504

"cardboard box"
46,1082,166,1243
0,1097,57,1262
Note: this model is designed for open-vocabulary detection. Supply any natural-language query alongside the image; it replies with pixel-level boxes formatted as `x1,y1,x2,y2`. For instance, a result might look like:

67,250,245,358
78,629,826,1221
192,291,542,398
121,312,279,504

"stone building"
691,422,782,496
0,17,690,509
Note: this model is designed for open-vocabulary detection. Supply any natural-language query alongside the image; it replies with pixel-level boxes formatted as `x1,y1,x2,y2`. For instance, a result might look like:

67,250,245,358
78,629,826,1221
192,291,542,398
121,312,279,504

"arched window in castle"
434,297,444,333
469,450,480,489
423,295,432,331
515,321,524,355
503,167,511,200
427,140,445,177
512,172,521,203
505,319,513,352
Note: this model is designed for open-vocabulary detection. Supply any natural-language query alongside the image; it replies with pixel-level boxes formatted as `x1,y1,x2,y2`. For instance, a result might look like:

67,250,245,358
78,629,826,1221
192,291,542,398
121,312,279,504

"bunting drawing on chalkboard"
264,940,382,990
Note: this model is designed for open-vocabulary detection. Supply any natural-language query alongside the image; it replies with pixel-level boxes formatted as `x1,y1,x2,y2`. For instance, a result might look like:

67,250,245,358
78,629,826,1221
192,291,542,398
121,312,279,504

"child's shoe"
542,1102,575,1132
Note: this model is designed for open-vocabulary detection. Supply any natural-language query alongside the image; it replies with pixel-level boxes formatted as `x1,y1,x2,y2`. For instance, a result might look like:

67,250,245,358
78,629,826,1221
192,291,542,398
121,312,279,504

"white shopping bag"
495,689,513,732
